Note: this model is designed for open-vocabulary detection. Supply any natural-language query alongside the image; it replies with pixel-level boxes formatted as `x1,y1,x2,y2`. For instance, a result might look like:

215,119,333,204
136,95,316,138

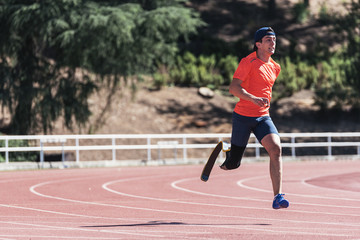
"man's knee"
269,144,282,159
221,144,246,170
261,134,282,159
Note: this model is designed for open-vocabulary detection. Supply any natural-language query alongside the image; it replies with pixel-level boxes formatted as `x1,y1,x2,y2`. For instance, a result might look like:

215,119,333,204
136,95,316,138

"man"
220,27,289,209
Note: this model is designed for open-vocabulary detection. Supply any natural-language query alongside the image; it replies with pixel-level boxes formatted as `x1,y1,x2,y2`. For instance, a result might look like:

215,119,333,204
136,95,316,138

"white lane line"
0,202,191,231
103,176,360,217
103,177,360,226
16,166,360,239
29,178,273,219
0,234,120,239
173,177,360,209
0,203,141,222
0,236,16,240
27,175,360,232
0,220,164,238
103,180,360,217
25,176,360,239
0,237,114,240
237,174,360,202
235,175,272,193
0,234,122,240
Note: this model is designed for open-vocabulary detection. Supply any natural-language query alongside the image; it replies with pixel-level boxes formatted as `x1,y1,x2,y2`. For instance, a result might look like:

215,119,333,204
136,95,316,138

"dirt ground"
1,79,359,162
46,84,360,161
53,85,360,136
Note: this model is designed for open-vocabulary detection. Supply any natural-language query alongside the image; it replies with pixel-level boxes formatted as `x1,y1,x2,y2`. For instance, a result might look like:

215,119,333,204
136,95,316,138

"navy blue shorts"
231,112,279,147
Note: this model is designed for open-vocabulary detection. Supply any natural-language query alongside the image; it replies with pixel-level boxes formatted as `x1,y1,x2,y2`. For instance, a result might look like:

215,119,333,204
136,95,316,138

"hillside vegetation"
1,0,360,137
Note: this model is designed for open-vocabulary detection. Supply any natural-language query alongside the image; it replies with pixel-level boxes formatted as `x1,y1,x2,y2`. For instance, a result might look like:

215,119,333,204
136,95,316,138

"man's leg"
221,112,251,170
261,133,282,196
254,117,288,209
220,144,246,170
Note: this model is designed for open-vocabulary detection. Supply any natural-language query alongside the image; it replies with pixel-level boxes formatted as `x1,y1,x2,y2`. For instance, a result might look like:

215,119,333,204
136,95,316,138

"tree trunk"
268,0,277,17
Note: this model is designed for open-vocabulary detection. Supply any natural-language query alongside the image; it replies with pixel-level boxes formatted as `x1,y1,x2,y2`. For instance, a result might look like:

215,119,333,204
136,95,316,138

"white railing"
1,132,360,167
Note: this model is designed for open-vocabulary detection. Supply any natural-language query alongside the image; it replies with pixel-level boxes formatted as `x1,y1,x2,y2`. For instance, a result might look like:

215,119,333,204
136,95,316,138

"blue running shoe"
272,193,289,209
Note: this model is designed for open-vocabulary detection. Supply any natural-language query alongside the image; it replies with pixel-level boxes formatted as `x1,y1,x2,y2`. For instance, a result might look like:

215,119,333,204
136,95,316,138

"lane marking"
103,176,360,224
172,177,360,210
28,176,360,229
15,169,359,238
0,220,164,238
237,175,360,202
102,176,360,217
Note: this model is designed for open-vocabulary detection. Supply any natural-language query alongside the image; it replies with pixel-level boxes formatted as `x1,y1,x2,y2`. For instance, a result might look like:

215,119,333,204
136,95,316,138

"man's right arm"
229,78,269,107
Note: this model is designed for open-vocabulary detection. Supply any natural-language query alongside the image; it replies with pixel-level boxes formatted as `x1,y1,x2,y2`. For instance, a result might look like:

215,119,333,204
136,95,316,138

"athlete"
220,27,289,209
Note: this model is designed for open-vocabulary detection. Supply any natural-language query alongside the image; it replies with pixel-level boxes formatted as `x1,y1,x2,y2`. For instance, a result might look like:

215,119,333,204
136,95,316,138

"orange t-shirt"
232,51,281,117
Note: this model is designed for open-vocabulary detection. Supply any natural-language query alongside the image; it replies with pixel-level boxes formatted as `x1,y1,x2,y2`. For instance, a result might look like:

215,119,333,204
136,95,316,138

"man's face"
257,35,276,55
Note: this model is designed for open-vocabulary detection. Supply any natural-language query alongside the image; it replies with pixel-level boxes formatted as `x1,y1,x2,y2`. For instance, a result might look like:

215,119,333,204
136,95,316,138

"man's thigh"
253,116,279,143
231,113,252,146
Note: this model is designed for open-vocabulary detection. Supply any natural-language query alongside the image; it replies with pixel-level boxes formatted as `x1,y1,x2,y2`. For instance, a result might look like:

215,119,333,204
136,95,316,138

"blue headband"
254,27,275,42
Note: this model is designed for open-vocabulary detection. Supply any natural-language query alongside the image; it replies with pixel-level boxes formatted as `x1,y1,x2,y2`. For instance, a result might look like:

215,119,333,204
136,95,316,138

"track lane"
0,161,359,239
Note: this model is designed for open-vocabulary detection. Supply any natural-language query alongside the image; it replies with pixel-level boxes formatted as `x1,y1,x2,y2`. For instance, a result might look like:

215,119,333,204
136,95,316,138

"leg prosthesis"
220,144,246,170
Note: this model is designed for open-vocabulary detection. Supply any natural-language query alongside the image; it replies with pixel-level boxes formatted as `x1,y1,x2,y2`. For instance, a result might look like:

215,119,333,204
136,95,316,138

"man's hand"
252,97,269,107
229,78,270,108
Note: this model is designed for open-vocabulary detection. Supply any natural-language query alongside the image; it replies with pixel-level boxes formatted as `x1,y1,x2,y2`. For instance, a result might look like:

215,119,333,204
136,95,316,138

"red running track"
0,160,360,239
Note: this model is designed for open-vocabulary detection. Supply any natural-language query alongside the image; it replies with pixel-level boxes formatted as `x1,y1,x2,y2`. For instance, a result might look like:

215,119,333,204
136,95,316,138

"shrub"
218,55,239,85
0,139,38,162
314,55,359,109
273,51,359,110
273,56,318,100
153,52,239,89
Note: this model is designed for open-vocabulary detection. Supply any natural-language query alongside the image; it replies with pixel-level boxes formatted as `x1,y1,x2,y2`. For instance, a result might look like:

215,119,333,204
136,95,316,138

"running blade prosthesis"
201,141,230,182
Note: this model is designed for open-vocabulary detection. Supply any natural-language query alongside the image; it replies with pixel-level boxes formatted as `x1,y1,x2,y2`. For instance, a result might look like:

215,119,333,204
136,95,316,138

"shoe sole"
273,200,289,209
280,200,289,208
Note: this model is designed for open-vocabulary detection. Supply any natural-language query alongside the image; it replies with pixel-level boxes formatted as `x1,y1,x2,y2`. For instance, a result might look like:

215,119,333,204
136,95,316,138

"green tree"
0,0,204,134
335,0,360,103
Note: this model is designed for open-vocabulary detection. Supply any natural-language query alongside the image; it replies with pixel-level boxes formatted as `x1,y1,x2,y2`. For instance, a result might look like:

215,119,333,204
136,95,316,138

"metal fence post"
291,136,296,158
112,137,116,162
76,138,80,163
5,138,9,164
40,140,44,168
328,134,332,159
183,137,187,161
255,138,260,159
61,140,67,168
147,137,151,162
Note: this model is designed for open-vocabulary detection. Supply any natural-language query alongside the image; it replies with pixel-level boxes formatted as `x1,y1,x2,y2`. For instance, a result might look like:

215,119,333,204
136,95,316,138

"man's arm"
229,78,269,107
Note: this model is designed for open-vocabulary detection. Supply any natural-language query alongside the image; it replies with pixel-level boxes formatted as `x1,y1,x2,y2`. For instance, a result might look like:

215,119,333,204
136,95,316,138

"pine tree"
0,0,204,134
